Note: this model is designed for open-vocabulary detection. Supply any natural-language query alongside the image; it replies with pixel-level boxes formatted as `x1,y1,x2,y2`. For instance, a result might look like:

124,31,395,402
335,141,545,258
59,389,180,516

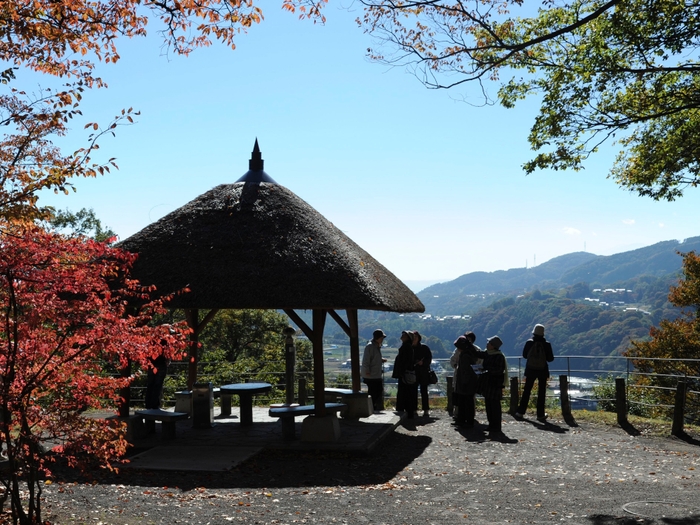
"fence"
445,354,698,437
131,354,699,435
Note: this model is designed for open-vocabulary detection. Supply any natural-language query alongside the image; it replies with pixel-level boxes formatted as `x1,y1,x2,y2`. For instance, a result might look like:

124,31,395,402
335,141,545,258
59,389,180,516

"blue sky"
33,4,700,291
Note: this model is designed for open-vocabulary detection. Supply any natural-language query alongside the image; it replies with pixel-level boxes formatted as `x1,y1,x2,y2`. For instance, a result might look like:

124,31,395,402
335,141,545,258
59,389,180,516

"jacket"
451,342,485,394
480,350,507,399
362,340,384,379
522,335,554,377
413,343,433,385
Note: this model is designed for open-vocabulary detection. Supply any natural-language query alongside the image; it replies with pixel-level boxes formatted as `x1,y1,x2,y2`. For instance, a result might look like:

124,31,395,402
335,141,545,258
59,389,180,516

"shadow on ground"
51,431,432,491
588,515,700,524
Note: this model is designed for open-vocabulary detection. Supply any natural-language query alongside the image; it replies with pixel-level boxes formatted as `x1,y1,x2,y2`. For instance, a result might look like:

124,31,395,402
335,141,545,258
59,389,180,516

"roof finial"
249,138,264,171
236,139,277,184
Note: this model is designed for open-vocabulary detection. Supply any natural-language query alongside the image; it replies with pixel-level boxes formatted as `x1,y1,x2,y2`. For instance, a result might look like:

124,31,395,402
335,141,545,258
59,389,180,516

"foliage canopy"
0,223,190,523
359,0,700,200
628,251,700,381
0,0,327,221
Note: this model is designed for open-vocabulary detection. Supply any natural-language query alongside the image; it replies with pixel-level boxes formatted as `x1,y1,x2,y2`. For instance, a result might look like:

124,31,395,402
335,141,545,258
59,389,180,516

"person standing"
481,336,508,438
393,330,418,419
362,329,388,412
515,323,555,422
450,332,485,428
412,331,433,418
145,352,169,409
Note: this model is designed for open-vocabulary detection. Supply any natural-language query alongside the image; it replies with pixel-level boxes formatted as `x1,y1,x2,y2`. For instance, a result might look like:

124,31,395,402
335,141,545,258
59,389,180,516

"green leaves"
361,0,700,199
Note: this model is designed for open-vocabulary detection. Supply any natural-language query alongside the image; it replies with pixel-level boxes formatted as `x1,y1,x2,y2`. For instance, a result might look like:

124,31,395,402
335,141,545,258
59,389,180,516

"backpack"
527,341,547,370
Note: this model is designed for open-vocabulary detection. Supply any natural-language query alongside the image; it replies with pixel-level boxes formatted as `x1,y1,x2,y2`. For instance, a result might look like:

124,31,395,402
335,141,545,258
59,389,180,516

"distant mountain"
321,236,699,369
418,236,700,315
560,237,700,284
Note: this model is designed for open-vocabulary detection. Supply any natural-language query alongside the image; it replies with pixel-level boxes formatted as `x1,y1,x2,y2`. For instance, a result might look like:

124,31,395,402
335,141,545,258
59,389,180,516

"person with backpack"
515,323,554,422
480,336,509,438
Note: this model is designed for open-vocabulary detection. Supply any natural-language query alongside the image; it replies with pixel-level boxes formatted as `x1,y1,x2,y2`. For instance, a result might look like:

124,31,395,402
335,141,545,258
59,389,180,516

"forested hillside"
319,237,699,370
418,236,700,316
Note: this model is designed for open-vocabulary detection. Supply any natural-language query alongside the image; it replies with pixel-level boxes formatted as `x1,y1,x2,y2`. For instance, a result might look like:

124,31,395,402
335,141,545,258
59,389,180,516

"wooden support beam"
285,309,329,416
346,309,360,392
328,309,361,391
312,309,327,416
284,309,313,339
185,309,200,390
183,308,221,389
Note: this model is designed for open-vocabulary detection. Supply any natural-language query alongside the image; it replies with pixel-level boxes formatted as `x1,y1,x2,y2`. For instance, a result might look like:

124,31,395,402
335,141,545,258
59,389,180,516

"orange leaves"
2,0,327,86
1,0,326,223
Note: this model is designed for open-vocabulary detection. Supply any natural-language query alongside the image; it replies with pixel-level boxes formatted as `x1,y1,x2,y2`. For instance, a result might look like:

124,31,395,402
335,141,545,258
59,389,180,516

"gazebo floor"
123,407,403,472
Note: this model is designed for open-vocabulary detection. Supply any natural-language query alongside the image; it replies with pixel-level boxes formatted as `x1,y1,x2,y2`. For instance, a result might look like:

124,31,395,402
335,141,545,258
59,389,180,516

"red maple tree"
0,223,189,524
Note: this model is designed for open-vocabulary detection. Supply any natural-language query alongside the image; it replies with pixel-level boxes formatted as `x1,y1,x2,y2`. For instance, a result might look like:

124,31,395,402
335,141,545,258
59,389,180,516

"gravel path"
43,410,700,524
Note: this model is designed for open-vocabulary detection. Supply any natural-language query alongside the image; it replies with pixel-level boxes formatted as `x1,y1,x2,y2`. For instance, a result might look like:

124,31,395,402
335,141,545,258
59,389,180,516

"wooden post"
185,309,199,390
446,375,453,416
312,309,327,416
284,326,296,405
559,375,575,424
509,376,519,415
298,377,307,405
615,377,627,425
672,380,687,437
118,359,131,417
346,309,361,392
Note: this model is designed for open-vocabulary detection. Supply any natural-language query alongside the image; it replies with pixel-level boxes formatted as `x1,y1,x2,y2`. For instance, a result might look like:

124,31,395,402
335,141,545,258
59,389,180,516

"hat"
533,324,545,336
401,330,413,340
487,336,503,350
463,331,476,342
454,335,469,350
373,329,387,340
412,331,422,342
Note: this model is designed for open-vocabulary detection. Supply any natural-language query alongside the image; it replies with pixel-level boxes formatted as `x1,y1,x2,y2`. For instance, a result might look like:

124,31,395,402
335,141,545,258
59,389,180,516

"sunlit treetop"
359,0,700,200
0,0,327,221
1,0,328,85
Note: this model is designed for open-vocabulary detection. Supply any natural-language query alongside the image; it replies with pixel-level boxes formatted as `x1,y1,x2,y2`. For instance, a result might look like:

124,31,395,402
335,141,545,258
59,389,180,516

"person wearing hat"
515,323,555,422
393,330,418,418
362,329,388,412
481,336,508,438
450,332,486,427
411,331,433,418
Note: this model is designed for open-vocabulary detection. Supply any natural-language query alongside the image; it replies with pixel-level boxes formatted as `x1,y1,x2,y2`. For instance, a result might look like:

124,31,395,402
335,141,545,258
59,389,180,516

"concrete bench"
135,409,189,439
269,403,346,440
173,388,220,415
324,387,354,402
324,388,373,418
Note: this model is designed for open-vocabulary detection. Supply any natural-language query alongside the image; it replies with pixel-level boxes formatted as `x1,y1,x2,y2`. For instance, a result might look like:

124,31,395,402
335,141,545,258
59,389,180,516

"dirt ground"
42,410,700,524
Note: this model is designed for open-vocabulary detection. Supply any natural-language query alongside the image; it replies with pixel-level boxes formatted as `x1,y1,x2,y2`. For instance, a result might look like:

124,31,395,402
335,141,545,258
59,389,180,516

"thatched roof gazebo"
119,141,424,421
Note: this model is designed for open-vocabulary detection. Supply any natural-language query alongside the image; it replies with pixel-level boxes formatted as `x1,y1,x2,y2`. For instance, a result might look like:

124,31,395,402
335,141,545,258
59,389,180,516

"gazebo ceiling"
118,144,424,314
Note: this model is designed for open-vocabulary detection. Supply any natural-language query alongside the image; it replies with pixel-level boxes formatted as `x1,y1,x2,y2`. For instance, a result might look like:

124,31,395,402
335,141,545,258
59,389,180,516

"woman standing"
393,330,418,419
515,323,555,422
481,335,508,439
450,332,485,427
412,331,433,418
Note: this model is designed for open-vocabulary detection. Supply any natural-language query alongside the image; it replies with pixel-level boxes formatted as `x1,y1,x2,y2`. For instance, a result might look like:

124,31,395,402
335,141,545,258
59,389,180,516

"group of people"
361,323,554,440
450,323,555,438
361,329,433,418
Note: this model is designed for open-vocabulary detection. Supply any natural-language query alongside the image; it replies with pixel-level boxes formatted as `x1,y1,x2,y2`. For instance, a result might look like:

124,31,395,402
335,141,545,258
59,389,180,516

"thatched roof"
118,174,424,313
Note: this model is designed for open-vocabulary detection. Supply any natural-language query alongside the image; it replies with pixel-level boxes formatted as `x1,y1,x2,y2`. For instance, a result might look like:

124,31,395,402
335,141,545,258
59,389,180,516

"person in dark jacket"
515,323,555,422
412,331,433,418
481,335,507,438
145,353,169,409
393,331,418,418
450,332,486,427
